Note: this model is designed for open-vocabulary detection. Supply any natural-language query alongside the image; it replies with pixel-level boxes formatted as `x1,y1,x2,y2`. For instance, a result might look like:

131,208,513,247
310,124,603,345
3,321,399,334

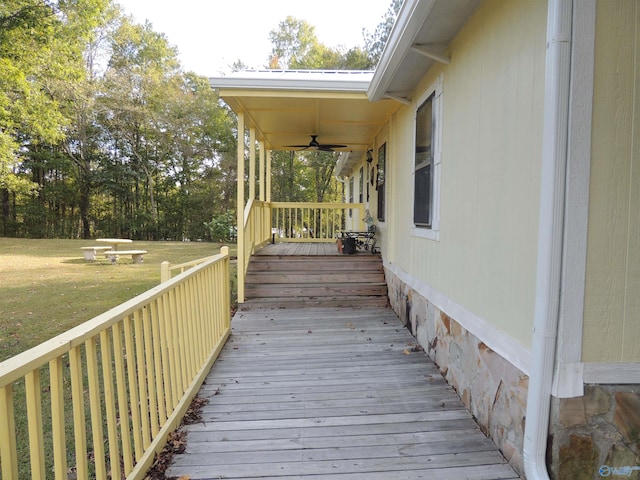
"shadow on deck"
166,306,520,479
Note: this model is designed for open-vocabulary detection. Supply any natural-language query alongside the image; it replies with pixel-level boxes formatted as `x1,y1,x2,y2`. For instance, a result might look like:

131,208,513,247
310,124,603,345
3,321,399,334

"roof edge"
210,69,374,93
367,0,438,102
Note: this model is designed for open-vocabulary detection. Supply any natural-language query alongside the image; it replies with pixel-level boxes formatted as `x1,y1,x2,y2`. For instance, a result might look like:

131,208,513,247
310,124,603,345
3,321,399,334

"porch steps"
241,254,388,309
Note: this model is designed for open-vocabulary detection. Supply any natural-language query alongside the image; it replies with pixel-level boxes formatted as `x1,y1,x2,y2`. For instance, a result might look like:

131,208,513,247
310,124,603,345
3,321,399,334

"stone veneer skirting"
385,266,528,476
386,266,640,480
549,386,640,480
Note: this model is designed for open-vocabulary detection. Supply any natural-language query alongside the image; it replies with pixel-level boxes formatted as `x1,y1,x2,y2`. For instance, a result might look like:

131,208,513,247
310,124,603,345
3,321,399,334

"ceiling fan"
286,135,347,152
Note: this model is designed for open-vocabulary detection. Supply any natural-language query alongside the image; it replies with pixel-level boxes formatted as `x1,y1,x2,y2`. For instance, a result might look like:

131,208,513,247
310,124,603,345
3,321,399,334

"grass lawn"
0,238,236,362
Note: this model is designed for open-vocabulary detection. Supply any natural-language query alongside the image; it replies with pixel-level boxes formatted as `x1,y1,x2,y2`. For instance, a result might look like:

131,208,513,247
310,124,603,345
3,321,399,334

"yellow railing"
270,202,365,242
237,199,270,303
0,247,231,480
160,255,220,283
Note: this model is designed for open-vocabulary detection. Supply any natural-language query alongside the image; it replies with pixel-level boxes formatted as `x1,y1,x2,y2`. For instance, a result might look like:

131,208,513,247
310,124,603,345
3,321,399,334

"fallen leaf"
403,349,411,355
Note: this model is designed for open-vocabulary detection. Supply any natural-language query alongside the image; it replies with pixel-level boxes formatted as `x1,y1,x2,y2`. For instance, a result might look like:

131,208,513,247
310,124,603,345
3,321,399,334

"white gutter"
523,0,573,479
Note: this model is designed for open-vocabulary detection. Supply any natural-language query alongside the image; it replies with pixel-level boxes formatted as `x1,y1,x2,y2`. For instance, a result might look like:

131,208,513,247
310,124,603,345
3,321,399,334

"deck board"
166,307,520,479
255,242,340,256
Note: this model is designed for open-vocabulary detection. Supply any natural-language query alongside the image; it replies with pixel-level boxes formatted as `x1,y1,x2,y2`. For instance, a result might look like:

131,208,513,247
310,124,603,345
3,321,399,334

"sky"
115,0,393,76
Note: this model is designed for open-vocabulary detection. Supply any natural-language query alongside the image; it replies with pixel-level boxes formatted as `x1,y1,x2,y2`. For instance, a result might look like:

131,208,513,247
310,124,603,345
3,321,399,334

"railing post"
160,261,171,283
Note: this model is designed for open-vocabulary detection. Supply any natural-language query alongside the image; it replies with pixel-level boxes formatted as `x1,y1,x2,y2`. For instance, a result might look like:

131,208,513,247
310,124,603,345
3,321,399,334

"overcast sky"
116,0,393,76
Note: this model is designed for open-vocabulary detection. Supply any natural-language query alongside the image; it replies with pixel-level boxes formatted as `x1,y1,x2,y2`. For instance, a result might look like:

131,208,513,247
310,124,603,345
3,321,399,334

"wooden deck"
166,307,520,479
254,242,341,256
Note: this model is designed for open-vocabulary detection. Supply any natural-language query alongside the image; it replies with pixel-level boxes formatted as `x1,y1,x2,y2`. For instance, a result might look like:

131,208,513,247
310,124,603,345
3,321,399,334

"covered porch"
210,70,400,305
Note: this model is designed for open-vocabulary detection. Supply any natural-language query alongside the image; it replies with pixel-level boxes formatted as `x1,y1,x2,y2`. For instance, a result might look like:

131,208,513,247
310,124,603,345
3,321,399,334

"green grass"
0,237,238,478
0,238,237,362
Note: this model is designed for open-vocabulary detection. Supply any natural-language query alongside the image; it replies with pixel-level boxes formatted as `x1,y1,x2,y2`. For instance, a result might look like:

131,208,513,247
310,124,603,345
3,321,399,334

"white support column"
259,141,266,202
249,128,256,201
236,112,245,304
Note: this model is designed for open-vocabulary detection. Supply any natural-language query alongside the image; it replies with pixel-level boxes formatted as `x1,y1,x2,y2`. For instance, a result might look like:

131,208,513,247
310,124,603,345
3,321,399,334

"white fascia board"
210,70,373,93
368,0,438,101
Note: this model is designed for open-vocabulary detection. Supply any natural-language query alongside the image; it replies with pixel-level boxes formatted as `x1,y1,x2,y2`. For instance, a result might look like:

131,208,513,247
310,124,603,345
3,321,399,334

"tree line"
0,0,401,241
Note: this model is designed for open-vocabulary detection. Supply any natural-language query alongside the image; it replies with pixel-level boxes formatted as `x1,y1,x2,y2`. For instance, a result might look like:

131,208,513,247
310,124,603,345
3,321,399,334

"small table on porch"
339,226,377,253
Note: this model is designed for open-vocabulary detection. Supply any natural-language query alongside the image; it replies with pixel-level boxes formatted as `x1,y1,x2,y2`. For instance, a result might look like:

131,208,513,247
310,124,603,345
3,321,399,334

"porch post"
249,128,256,200
237,112,245,304
266,149,273,243
266,149,272,203
259,141,265,202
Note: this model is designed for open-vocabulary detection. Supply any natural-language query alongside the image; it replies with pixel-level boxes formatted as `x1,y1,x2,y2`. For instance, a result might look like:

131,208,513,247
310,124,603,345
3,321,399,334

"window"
377,143,386,221
348,176,354,217
414,94,434,227
358,166,364,203
413,76,442,238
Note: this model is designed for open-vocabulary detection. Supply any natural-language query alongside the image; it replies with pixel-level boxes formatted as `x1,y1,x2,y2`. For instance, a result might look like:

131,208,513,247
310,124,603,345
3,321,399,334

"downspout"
523,0,572,479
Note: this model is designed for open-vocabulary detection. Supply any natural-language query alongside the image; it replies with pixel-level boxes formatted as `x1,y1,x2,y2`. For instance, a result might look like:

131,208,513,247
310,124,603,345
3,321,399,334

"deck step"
239,295,390,310
243,252,387,309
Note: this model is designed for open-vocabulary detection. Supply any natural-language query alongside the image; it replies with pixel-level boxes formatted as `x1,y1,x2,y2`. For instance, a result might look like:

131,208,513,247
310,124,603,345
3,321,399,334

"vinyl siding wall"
583,0,640,363
377,0,547,350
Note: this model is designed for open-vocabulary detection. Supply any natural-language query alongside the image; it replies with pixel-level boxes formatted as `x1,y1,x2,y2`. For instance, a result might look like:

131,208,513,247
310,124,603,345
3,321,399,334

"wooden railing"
237,199,270,303
0,248,231,480
160,255,219,283
270,202,365,242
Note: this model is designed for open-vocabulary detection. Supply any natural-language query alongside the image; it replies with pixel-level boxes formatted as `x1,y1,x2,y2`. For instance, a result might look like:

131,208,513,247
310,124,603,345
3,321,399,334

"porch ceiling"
211,71,400,153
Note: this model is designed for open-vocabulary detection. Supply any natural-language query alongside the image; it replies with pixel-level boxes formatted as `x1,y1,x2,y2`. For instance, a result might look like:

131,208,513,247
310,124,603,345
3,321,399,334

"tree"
363,0,403,67
99,17,183,238
55,1,118,238
268,17,321,69
0,0,112,236
267,16,374,71
0,0,69,206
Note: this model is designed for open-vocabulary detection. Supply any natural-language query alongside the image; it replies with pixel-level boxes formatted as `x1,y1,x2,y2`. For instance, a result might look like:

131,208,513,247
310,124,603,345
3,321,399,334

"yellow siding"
378,0,547,347
583,1,640,362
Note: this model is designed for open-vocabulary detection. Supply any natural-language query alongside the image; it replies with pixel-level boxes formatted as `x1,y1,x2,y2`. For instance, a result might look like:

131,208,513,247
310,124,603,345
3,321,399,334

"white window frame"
412,74,443,241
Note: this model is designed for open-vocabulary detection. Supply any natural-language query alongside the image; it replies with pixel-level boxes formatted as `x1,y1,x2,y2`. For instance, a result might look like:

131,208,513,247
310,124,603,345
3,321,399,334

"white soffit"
368,0,482,102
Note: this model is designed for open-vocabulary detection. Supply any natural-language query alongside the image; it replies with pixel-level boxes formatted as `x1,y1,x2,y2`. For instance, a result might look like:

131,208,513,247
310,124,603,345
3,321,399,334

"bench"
81,246,113,261
103,250,148,264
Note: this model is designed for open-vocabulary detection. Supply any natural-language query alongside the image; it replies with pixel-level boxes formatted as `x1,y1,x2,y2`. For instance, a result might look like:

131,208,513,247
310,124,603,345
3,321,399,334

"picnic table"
96,238,133,251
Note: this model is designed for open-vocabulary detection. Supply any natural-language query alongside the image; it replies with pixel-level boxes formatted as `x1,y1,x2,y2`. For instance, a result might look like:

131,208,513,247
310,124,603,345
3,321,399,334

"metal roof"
210,70,374,92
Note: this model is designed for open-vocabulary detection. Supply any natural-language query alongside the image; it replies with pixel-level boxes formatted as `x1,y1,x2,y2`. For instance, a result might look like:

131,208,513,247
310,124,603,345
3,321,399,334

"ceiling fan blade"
284,135,346,150
318,144,347,149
